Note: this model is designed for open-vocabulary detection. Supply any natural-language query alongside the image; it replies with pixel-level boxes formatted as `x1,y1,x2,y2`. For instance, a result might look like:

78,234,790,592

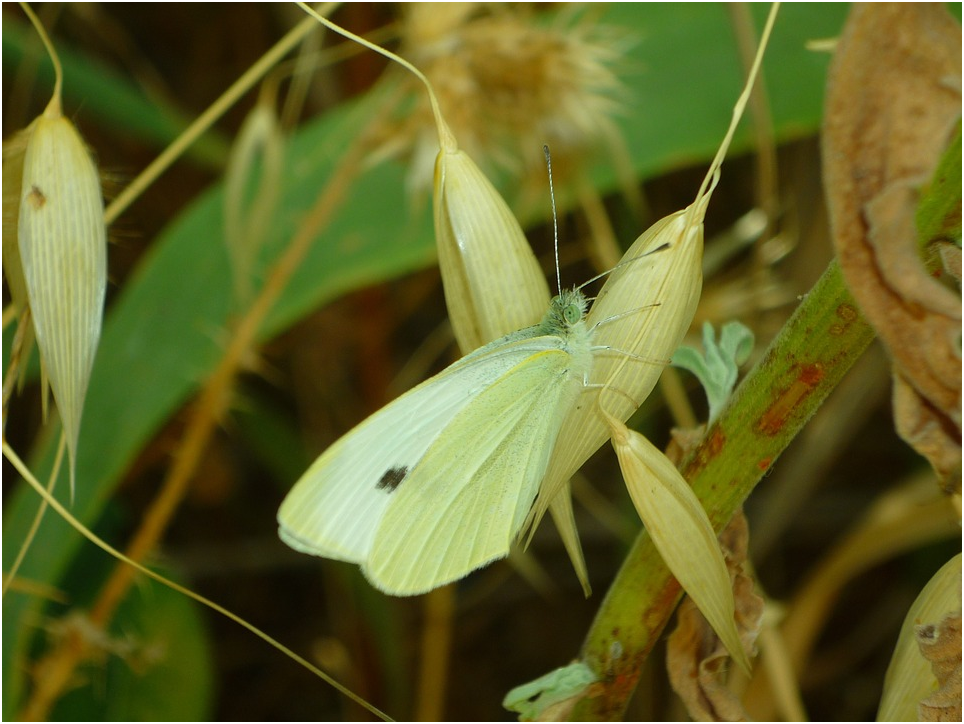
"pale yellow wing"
366,347,585,595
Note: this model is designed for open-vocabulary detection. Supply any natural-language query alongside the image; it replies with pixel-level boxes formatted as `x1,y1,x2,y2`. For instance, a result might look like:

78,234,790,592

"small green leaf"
671,321,754,422
503,661,597,721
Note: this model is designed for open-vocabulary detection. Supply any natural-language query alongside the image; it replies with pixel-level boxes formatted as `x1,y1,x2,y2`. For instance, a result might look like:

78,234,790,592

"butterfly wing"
365,346,587,594
277,329,558,566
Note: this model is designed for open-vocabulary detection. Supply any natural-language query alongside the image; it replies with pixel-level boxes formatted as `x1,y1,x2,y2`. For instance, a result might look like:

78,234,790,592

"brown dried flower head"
401,4,627,193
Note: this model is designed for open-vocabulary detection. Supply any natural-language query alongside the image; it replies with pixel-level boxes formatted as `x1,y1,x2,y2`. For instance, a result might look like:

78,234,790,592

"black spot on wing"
376,465,409,492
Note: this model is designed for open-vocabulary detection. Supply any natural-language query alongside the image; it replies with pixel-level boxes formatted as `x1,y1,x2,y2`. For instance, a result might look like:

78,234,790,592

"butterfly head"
541,288,589,335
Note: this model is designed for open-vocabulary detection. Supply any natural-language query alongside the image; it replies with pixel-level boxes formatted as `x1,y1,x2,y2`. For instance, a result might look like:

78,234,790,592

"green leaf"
503,661,597,721
2,6,852,716
916,121,962,281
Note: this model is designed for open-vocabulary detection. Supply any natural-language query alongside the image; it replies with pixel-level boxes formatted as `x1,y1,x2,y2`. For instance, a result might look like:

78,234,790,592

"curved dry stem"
692,3,780,213
103,5,335,227
1,434,65,599
296,2,456,153
2,441,393,722
18,1,63,116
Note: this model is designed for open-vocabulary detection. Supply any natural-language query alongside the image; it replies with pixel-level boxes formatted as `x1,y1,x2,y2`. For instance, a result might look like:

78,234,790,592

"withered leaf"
666,511,764,722
822,4,962,484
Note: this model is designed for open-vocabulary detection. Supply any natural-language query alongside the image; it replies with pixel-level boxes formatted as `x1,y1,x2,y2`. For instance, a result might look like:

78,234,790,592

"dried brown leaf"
918,612,963,722
822,4,962,484
667,511,764,722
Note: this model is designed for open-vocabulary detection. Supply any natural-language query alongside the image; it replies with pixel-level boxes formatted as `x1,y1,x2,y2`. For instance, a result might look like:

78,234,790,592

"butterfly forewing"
278,290,596,595
366,346,589,594
278,326,572,565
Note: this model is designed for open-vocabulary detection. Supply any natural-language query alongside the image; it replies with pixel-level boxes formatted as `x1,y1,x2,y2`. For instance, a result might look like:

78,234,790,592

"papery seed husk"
434,144,550,353
608,414,751,674
18,113,107,496
534,206,704,523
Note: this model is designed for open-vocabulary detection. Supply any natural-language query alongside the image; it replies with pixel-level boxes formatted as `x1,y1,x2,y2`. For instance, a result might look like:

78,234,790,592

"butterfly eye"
563,302,582,326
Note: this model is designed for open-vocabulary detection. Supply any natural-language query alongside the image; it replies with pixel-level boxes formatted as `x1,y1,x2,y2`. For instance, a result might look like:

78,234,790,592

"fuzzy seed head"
400,6,627,194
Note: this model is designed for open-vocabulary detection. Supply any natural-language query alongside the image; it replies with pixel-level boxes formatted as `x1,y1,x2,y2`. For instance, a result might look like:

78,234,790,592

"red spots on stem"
757,363,825,436
829,302,858,335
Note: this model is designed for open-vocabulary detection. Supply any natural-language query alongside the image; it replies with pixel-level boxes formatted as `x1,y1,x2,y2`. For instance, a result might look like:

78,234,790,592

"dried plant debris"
667,511,764,722
822,4,962,485
398,4,628,193
917,612,963,723
878,554,960,721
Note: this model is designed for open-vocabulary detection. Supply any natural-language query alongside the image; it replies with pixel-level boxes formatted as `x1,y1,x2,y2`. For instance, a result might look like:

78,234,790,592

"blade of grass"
2,18,230,168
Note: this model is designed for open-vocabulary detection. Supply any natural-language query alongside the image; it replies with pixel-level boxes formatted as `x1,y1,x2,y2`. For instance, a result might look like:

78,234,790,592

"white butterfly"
277,287,598,595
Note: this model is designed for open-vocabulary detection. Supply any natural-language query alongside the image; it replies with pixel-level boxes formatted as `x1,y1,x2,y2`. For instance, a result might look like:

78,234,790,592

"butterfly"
277,286,599,595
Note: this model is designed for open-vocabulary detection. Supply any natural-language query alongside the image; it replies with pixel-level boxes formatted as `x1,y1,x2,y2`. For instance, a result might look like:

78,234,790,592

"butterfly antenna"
544,144,562,295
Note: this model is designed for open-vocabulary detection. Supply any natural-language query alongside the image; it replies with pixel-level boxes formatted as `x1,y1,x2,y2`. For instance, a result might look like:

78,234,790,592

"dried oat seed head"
604,411,752,674
533,207,704,527
17,109,107,498
434,138,550,353
529,4,780,589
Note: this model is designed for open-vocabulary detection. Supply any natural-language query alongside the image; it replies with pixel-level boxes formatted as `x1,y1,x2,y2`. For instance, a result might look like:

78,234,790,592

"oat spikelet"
604,412,752,674
16,103,107,499
434,128,550,353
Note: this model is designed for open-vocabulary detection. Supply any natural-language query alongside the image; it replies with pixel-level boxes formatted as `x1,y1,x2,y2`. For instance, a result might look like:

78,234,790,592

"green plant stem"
569,258,876,720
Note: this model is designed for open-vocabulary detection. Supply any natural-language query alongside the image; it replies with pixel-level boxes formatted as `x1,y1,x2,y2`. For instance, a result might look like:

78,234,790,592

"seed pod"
433,129,549,354
605,411,751,674
17,109,107,497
